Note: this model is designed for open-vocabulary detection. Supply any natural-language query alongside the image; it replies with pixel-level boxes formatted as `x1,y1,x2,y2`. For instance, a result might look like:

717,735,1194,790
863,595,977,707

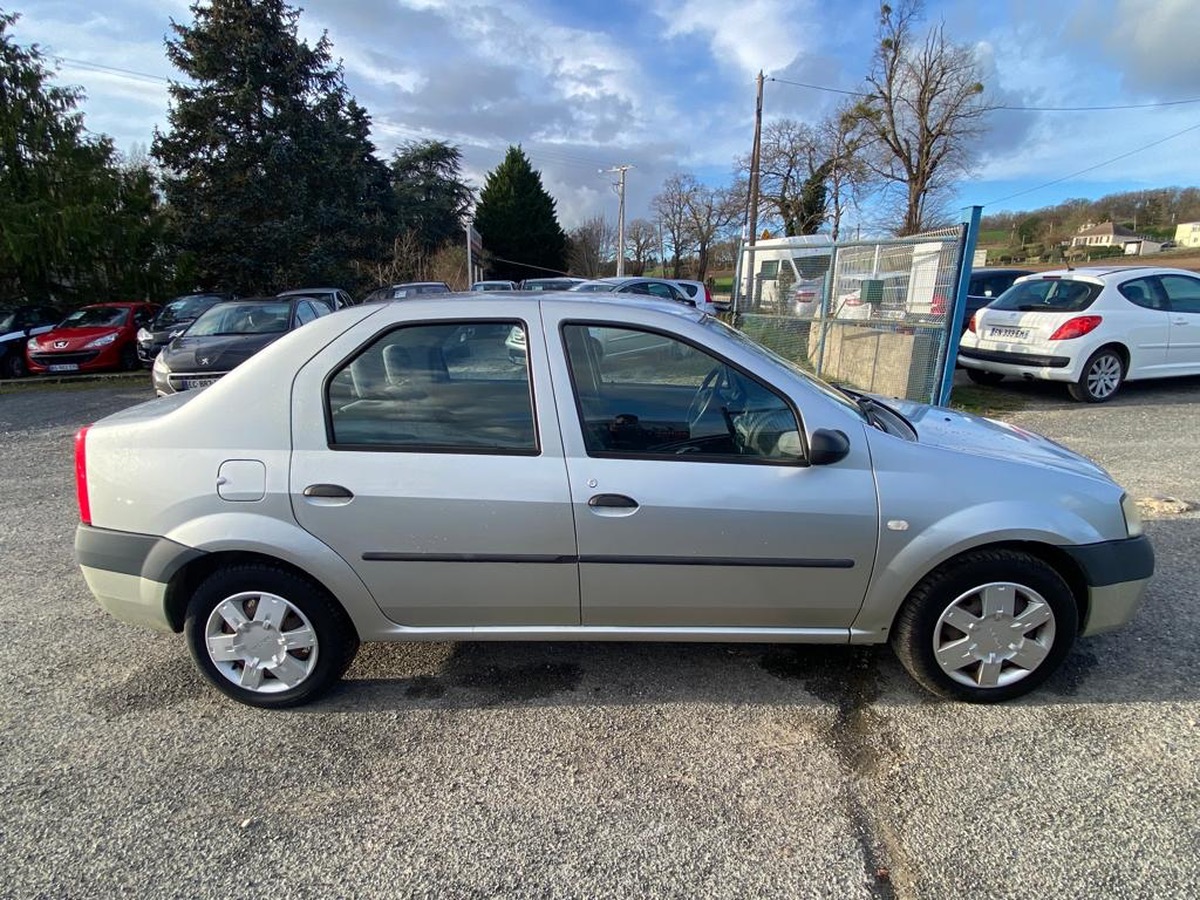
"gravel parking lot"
1,376,1197,899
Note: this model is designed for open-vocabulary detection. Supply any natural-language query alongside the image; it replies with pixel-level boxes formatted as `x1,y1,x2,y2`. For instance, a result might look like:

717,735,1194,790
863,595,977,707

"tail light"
75,425,91,525
1049,316,1103,341
967,313,977,334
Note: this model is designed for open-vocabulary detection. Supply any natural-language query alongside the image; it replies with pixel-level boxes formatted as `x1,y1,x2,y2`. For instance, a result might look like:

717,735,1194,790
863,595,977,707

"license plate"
184,378,219,390
48,364,79,373
989,326,1030,340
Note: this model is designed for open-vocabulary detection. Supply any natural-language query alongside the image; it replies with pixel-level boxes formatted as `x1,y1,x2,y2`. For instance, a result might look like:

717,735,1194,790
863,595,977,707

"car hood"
882,397,1111,481
37,326,122,349
162,333,282,371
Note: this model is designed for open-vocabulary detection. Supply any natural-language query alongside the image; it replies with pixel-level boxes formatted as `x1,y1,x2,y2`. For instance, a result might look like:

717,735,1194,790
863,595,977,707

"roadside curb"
0,371,149,390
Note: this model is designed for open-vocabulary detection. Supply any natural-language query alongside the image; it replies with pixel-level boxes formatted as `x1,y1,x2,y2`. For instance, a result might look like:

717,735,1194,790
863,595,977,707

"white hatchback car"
958,266,1200,402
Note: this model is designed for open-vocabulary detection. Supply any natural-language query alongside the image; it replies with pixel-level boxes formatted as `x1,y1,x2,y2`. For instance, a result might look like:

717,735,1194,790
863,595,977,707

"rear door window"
1118,277,1165,310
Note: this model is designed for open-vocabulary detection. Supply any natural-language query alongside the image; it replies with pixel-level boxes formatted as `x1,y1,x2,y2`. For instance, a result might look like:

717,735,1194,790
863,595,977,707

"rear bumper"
1063,535,1155,636
75,524,206,632
957,346,1080,382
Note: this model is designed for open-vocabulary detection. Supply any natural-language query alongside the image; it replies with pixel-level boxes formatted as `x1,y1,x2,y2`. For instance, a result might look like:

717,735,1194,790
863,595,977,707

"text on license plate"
48,363,79,372
988,326,1029,340
184,378,219,390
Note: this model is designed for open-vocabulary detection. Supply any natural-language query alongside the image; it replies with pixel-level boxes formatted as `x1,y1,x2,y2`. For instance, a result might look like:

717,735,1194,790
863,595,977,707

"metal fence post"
935,205,982,406
814,242,837,378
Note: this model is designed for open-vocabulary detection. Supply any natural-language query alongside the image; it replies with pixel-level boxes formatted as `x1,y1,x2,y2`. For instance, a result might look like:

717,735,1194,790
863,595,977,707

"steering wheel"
688,363,749,433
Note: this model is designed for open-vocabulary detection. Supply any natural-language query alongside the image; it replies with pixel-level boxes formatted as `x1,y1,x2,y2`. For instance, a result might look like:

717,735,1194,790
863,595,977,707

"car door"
289,312,580,628
1156,274,1200,371
1115,276,1170,374
546,315,878,631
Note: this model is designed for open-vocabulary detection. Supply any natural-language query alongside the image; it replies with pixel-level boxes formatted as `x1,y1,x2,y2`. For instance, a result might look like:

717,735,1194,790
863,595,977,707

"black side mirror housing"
809,429,850,466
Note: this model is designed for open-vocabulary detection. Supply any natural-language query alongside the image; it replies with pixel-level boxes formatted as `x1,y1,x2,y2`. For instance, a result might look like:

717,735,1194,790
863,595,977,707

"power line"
53,56,173,85
982,121,1200,206
765,75,1200,112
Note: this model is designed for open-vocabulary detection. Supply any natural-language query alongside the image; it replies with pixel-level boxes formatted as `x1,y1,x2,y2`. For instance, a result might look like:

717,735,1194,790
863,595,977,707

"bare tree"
852,0,991,235
685,180,743,280
748,120,828,236
625,218,657,275
568,215,615,278
652,174,695,278
820,105,874,240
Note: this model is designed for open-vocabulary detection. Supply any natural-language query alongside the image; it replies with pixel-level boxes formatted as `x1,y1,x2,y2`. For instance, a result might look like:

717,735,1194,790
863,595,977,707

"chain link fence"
731,226,971,404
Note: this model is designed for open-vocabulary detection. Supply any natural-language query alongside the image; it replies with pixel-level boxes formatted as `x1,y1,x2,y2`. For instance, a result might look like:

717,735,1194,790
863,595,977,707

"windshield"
705,317,865,419
188,302,291,336
570,282,616,293
156,295,223,329
59,307,129,329
990,278,1101,313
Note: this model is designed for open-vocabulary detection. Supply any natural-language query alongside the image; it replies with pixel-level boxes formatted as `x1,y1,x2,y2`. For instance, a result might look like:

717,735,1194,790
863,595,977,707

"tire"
965,368,1004,386
1067,347,1124,403
184,563,359,708
890,549,1078,703
119,344,139,372
2,352,27,379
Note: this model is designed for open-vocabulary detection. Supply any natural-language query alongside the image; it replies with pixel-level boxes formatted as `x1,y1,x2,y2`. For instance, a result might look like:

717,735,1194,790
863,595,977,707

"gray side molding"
75,525,206,584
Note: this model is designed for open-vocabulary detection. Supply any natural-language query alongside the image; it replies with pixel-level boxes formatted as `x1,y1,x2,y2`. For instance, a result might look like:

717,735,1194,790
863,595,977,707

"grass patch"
947,385,1027,417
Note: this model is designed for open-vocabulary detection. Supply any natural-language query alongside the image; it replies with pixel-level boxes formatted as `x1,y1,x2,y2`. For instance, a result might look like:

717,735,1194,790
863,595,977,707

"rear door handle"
588,493,638,508
303,483,354,499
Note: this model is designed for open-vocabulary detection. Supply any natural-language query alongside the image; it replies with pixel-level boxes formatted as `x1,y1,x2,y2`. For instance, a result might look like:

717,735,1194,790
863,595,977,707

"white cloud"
650,0,820,78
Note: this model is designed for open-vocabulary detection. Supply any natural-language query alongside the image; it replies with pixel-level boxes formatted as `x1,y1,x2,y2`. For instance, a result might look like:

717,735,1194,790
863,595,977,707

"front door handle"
303,483,354,499
588,493,638,508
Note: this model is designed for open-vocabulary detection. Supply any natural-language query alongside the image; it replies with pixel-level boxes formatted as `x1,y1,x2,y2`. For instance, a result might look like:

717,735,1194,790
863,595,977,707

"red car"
26,302,159,375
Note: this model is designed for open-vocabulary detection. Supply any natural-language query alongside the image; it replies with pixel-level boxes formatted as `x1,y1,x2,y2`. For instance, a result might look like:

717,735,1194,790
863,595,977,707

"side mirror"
809,428,850,466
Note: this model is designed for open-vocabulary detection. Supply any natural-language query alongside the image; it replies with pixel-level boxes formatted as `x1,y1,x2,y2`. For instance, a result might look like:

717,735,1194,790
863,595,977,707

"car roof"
1022,266,1198,281
278,288,340,296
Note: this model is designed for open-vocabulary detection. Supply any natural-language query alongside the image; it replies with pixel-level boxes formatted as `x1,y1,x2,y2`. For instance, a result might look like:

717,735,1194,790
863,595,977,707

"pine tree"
0,12,168,302
152,0,393,293
390,140,474,254
473,146,566,282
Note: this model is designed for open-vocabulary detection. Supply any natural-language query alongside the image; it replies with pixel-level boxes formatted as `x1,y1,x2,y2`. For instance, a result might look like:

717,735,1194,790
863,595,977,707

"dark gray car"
136,294,232,367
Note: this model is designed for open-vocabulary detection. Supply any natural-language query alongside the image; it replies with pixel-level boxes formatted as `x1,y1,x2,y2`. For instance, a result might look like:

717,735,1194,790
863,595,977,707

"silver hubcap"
204,591,319,693
933,582,1056,689
1085,355,1121,398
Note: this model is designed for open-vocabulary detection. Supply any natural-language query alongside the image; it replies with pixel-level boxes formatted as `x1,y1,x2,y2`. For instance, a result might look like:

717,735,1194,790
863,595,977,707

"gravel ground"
0,377,1197,899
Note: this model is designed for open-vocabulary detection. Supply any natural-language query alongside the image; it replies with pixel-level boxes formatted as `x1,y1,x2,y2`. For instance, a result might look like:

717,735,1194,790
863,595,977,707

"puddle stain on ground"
759,645,899,900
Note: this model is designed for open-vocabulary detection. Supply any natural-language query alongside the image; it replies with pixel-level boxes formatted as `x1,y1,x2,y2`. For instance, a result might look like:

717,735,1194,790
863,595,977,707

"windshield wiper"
835,385,915,434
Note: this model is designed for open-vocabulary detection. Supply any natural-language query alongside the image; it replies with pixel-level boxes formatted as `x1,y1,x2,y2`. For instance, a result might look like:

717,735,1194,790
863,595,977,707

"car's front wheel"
891,549,1078,702
184,564,359,708
1068,347,1124,402
2,352,26,379
965,368,1004,386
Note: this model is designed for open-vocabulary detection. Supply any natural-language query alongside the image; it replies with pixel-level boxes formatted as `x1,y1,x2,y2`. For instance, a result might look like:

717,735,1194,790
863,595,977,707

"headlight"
152,353,169,374
137,327,151,342
84,333,119,349
26,337,39,350
1121,494,1143,537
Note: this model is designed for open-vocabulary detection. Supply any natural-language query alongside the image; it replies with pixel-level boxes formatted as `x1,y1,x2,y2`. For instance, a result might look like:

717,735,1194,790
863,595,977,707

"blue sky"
15,0,1200,233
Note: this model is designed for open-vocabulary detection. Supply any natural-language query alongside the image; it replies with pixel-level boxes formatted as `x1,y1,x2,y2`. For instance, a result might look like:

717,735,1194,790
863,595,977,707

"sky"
13,0,1200,234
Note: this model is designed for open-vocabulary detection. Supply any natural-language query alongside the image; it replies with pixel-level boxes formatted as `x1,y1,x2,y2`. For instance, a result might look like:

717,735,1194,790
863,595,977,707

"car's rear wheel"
1068,347,1124,403
184,564,359,708
965,368,1004,386
891,549,1077,702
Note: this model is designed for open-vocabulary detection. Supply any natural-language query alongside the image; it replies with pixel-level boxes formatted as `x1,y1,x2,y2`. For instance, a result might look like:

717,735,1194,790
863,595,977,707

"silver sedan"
73,294,1152,707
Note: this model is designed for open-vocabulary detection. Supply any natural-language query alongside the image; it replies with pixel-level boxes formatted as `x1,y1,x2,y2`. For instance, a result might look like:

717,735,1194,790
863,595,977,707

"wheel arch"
164,550,355,634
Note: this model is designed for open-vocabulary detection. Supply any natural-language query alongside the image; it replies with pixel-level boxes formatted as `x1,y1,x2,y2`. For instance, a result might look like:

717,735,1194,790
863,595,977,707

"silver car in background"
74,295,1152,708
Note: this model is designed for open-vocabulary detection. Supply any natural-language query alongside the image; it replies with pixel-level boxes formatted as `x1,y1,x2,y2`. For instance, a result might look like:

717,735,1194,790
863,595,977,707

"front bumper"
1063,535,1155,636
28,344,123,374
75,524,206,632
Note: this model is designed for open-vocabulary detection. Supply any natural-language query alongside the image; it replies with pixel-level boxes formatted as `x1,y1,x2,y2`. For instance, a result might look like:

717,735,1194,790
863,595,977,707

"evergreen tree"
152,0,393,293
473,146,566,282
390,140,474,253
0,13,169,302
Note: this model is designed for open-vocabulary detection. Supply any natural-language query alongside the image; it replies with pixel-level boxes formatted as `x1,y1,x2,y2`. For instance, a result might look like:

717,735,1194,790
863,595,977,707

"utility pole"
602,164,634,276
744,70,765,307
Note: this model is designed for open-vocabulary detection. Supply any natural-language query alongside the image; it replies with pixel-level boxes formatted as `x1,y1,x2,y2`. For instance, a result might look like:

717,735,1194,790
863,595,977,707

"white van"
736,236,833,311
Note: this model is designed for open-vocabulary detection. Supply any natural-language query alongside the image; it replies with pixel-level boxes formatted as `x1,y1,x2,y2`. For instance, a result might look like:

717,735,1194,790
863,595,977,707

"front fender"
851,500,1110,641
163,512,397,636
